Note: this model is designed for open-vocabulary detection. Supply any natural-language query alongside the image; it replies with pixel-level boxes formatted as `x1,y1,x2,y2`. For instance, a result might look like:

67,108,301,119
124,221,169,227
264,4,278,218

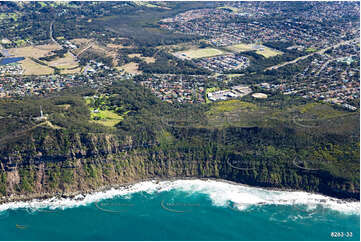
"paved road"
76,44,93,58
265,38,359,71
49,22,61,47
50,22,77,59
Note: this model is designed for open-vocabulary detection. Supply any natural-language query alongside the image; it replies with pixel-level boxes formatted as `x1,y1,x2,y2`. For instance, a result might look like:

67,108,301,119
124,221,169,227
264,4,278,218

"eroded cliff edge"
0,126,358,203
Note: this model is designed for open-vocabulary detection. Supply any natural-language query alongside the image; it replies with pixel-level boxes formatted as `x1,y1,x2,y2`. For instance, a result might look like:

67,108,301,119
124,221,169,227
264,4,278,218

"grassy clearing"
208,100,258,115
173,48,225,59
206,100,266,128
19,58,54,75
8,44,61,59
226,43,282,58
157,130,175,146
259,48,282,58
295,103,350,119
226,43,256,52
128,53,156,63
90,110,124,127
85,96,128,127
71,38,90,47
117,62,142,75
56,104,71,110
60,67,82,74
47,52,79,70
157,42,199,52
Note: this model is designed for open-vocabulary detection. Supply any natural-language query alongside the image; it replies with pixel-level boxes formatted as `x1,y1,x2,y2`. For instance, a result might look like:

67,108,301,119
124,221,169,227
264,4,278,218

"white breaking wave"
0,179,359,215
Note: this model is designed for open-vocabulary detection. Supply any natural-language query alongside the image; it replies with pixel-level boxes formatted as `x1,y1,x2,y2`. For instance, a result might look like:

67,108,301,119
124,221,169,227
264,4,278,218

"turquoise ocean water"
0,179,359,241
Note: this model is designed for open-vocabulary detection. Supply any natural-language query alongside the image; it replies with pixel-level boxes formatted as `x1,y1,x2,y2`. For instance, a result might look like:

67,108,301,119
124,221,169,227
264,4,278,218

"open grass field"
293,102,352,119
117,62,142,75
72,40,118,66
156,41,199,52
19,58,54,75
71,38,90,47
60,67,82,74
7,44,81,75
173,47,225,59
258,48,282,58
205,97,359,133
91,110,124,127
226,43,282,58
47,52,79,69
206,99,268,128
8,44,61,59
207,100,258,115
85,95,128,127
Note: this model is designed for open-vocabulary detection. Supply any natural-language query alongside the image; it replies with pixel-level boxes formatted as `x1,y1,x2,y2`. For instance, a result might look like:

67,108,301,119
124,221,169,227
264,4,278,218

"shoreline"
0,177,359,207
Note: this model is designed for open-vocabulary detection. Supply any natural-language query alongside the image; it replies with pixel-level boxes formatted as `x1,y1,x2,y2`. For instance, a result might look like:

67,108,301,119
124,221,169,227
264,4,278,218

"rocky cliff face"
0,130,359,202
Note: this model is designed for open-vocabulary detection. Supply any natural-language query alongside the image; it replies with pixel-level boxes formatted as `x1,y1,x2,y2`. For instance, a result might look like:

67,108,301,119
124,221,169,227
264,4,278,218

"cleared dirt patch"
128,53,156,63
71,38,90,47
117,62,142,75
107,43,133,49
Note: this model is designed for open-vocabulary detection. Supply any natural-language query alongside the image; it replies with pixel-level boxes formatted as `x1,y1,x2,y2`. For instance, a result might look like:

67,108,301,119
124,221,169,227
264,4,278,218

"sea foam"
0,179,359,215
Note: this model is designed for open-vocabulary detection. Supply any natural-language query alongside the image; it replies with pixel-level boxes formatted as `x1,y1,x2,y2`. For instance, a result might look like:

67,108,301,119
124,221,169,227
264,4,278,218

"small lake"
0,57,25,66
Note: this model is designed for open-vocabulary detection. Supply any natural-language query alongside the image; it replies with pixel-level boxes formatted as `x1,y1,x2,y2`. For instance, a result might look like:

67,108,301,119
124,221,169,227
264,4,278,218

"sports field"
173,48,225,59
226,43,282,58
